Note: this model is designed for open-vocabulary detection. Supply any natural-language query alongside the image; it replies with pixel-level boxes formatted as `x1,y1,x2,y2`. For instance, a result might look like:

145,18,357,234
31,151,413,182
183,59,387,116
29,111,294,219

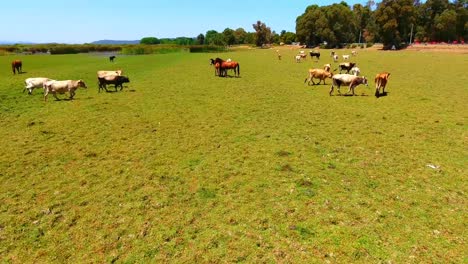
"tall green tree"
374,0,415,49
222,28,236,45
205,30,226,46
234,28,248,44
279,30,296,44
435,9,458,41
252,20,272,46
296,3,357,47
196,34,205,45
140,37,160,45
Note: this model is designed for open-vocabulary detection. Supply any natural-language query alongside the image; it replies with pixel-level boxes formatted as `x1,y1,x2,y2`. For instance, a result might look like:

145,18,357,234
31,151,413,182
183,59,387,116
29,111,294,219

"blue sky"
1,0,366,43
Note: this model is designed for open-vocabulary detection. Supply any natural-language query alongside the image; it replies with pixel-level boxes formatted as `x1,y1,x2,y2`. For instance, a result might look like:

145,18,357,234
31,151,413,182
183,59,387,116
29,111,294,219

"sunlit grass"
0,49,466,263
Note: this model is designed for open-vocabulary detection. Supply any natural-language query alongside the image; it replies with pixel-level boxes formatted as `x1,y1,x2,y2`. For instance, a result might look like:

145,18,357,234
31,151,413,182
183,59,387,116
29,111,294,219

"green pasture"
0,49,466,263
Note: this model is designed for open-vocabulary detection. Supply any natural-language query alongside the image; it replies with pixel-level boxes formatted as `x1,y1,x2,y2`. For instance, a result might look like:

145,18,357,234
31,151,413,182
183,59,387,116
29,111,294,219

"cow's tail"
237,63,240,77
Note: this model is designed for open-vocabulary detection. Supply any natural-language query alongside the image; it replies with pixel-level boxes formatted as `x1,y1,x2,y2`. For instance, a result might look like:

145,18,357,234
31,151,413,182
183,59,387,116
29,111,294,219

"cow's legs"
53,93,60,101
329,85,334,96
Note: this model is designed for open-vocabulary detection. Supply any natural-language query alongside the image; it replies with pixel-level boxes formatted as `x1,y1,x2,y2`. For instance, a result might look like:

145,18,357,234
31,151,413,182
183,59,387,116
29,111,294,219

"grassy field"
0,48,466,263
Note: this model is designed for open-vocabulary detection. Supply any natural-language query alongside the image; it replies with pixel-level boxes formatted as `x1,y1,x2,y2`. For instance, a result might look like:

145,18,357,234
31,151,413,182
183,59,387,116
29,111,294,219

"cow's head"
362,77,368,86
78,80,87,88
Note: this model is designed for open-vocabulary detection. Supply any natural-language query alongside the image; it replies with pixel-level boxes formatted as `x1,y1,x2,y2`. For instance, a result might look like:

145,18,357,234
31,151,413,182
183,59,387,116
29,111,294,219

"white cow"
330,74,368,96
295,55,302,63
342,54,350,60
350,66,361,76
333,54,339,62
97,70,122,78
24,77,54,94
43,80,87,101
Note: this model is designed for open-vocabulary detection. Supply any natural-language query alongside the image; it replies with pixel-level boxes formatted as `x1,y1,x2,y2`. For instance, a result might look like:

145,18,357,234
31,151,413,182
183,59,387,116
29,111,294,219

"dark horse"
12,60,22,74
209,58,221,76
212,58,240,77
109,55,116,62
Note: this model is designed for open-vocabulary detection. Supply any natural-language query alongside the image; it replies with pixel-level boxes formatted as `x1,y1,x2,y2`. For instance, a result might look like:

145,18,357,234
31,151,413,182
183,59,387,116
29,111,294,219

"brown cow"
375,72,391,97
12,60,22,74
304,69,333,85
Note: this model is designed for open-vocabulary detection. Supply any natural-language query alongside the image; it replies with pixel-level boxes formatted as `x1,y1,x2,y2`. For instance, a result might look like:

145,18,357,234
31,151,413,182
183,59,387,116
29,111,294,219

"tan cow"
43,80,87,101
304,68,333,85
375,72,390,97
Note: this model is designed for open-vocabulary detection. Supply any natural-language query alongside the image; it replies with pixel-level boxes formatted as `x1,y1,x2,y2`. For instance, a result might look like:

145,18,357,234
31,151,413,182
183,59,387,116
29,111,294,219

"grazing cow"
97,70,122,78
109,55,116,62
24,77,54,95
309,50,320,60
323,64,331,72
276,50,282,60
339,62,356,73
43,80,87,101
295,55,302,63
333,54,339,62
330,51,336,57
98,75,130,92
375,72,391,98
304,68,333,85
342,55,350,60
350,66,361,76
330,74,368,96
12,60,22,74
351,50,357,56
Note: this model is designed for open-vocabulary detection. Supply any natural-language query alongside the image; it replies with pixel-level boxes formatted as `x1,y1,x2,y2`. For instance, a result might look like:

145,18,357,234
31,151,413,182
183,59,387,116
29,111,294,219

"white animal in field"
333,54,339,62
24,77,54,94
342,54,350,60
295,55,302,63
323,64,331,72
350,66,360,76
329,74,368,96
97,70,122,78
351,50,357,56
43,80,87,101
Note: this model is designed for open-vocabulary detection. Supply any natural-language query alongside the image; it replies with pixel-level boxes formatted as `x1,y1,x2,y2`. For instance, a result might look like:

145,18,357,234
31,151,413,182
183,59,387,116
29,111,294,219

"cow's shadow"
376,92,389,98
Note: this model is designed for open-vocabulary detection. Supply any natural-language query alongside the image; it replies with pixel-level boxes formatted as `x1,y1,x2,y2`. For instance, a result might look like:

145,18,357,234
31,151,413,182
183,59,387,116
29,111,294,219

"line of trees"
296,0,467,49
140,22,298,47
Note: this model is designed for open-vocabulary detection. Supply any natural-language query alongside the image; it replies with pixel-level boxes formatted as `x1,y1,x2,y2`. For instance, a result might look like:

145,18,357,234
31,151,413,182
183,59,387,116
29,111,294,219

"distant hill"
0,41,35,45
90,40,140,45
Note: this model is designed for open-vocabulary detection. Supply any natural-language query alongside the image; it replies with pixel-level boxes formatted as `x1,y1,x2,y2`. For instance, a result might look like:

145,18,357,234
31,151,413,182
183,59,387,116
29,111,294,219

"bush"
120,45,187,55
366,42,374,48
189,45,227,53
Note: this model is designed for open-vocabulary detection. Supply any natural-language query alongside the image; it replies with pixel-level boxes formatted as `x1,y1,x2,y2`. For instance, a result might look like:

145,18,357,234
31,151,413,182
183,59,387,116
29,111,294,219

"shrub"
189,45,227,53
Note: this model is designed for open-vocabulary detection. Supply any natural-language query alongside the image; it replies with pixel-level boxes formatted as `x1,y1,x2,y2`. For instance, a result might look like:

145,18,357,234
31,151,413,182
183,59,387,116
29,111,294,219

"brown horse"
12,60,22,74
210,59,221,76
213,58,240,77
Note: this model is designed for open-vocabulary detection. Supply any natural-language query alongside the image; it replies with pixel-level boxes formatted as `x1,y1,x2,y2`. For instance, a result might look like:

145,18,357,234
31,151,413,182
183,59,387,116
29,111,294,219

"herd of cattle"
288,49,390,97
12,49,390,101
13,58,130,101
